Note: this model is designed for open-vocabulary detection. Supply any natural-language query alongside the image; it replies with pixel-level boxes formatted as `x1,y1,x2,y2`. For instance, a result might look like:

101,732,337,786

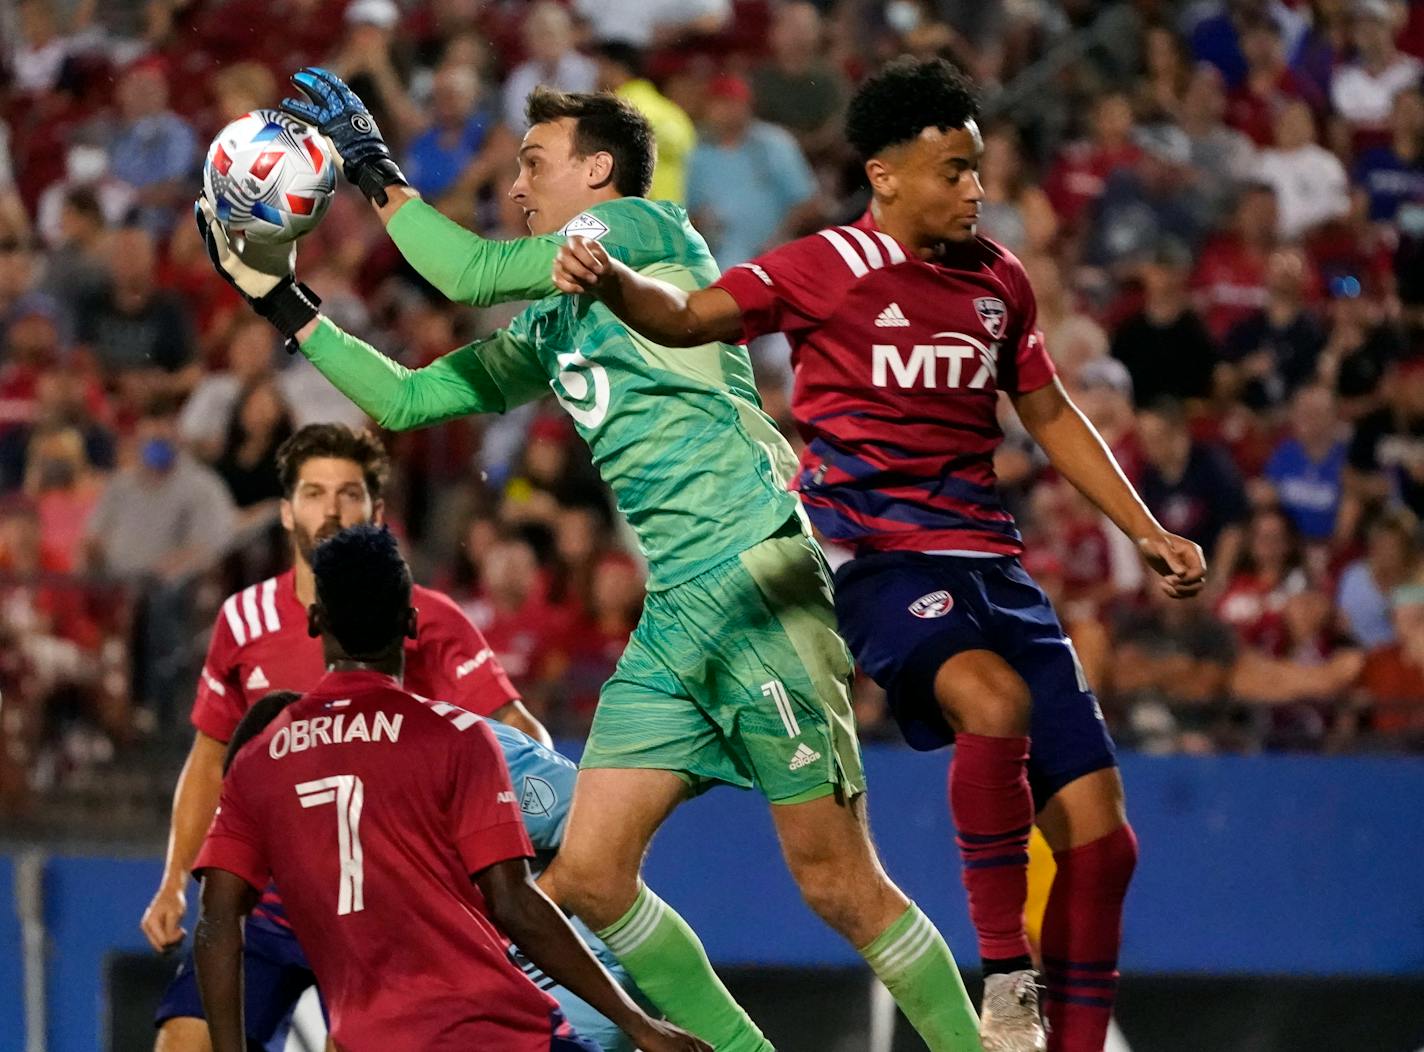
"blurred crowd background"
2,0,1424,830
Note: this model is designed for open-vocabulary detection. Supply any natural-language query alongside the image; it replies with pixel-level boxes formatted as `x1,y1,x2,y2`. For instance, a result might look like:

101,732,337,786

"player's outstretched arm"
289,318,524,429
1012,378,1207,598
476,859,712,1052
141,730,227,952
381,191,566,307
194,869,260,1052
553,236,744,348
198,194,538,430
291,318,543,430
282,68,560,307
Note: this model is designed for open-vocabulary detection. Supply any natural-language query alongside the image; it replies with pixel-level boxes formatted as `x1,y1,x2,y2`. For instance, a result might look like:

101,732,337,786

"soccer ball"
203,109,335,245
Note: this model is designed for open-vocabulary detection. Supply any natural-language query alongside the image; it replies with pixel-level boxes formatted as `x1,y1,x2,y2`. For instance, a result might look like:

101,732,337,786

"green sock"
597,884,774,1052
860,904,980,1052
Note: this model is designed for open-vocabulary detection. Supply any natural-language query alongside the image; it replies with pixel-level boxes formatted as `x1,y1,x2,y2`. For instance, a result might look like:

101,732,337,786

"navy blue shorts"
834,551,1116,809
154,917,321,1047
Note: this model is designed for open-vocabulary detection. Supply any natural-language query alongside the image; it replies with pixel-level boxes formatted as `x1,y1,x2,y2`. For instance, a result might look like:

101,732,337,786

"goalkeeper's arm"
374,188,560,307
294,317,534,429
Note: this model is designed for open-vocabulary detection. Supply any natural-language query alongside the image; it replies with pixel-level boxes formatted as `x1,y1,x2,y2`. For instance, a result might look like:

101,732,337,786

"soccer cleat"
980,969,1047,1052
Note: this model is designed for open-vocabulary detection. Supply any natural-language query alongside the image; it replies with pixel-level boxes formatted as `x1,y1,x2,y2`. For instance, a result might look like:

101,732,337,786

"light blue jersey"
485,720,640,1052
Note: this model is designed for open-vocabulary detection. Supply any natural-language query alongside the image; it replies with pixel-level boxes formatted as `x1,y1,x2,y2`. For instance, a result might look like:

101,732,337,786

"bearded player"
193,524,703,1052
141,423,548,1052
552,58,1207,1052
191,67,984,1050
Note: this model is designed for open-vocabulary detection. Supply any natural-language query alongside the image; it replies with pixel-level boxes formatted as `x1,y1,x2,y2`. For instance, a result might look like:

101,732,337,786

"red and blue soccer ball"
203,109,335,245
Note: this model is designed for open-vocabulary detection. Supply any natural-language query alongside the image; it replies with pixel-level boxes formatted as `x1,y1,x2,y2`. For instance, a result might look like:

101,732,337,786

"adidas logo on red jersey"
874,302,911,327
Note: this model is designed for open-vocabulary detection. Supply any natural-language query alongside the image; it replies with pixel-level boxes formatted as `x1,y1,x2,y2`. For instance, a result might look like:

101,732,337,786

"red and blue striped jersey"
716,211,1055,556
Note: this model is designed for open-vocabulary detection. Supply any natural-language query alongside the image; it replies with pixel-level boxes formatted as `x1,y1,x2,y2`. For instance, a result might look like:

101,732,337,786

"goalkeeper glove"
281,66,408,206
194,198,321,349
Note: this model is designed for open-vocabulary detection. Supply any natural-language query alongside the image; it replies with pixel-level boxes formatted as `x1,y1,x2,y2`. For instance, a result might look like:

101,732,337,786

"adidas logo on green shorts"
788,742,823,771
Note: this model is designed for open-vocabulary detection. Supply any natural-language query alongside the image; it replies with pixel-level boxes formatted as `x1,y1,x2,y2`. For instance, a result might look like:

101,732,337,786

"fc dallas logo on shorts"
908,590,954,618
973,297,1007,339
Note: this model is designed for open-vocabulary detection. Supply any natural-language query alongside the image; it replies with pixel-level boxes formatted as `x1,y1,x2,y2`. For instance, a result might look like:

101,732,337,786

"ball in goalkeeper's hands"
202,108,335,245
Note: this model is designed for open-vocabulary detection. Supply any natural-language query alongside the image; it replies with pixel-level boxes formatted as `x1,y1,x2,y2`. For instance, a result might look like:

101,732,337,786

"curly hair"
845,57,980,161
275,423,390,500
312,524,412,659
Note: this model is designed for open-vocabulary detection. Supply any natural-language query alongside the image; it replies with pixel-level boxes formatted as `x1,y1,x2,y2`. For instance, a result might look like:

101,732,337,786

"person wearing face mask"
83,397,238,727
83,397,236,581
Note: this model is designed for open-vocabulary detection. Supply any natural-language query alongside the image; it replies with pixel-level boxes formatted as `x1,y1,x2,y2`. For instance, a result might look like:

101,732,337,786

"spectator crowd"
2,0,1424,811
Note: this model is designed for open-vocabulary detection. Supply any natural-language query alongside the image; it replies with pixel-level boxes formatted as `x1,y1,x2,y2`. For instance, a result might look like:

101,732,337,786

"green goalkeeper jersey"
300,197,801,590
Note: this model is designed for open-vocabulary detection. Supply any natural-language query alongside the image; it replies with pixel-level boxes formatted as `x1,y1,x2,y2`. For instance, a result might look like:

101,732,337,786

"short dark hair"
224,690,301,774
311,524,412,658
525,87,655,198
275,423,390,500
845,57,979,160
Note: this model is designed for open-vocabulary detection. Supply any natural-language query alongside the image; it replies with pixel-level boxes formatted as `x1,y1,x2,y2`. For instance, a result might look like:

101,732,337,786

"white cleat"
980,969,1048,1052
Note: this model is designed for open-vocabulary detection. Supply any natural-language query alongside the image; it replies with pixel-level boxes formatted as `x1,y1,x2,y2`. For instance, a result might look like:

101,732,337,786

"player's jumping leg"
772,791,980,1051
1034,769,1137,1052
934,650,1045,1052
540,768,774,1052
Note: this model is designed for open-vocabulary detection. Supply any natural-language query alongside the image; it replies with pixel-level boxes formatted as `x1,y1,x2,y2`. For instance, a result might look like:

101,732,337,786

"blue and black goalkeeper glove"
280,66,408,206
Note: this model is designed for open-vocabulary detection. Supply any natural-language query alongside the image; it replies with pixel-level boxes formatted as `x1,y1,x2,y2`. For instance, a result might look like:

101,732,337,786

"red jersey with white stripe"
195,670,562,1052
192,569,518,743
191,569,518,930
715,211,1055,556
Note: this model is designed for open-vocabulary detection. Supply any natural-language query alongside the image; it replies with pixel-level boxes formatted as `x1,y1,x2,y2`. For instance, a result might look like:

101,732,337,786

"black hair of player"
525,86,655,198
309,524,414,661
276,423,390,501
224,691,302,774
845,57,979,161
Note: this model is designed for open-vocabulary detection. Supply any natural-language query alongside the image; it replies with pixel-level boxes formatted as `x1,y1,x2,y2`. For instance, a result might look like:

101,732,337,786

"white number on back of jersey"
296,775,366,915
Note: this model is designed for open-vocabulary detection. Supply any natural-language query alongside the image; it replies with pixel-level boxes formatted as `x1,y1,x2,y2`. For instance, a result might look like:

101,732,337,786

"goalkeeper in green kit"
196,66,981,1051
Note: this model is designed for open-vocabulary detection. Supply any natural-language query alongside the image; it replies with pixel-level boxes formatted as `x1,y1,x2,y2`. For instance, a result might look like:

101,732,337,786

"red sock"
1040,823,1139,1052
949,733,1034,963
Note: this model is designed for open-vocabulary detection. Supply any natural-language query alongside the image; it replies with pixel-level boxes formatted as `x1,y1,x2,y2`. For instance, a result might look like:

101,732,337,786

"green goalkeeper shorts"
581,519,866,803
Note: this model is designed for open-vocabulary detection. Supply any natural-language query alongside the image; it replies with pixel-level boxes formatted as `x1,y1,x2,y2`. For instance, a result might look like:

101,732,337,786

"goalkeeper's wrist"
352,157,408,207
254,278,322,343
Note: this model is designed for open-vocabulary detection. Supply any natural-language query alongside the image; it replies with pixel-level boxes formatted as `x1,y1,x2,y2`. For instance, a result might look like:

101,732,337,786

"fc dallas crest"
973,296,1007,340
908,591,954,619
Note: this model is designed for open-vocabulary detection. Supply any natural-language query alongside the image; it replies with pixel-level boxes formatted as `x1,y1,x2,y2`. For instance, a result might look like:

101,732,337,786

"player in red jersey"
552,57,1207,1052
193,524,706,1052
143,423,549,1052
